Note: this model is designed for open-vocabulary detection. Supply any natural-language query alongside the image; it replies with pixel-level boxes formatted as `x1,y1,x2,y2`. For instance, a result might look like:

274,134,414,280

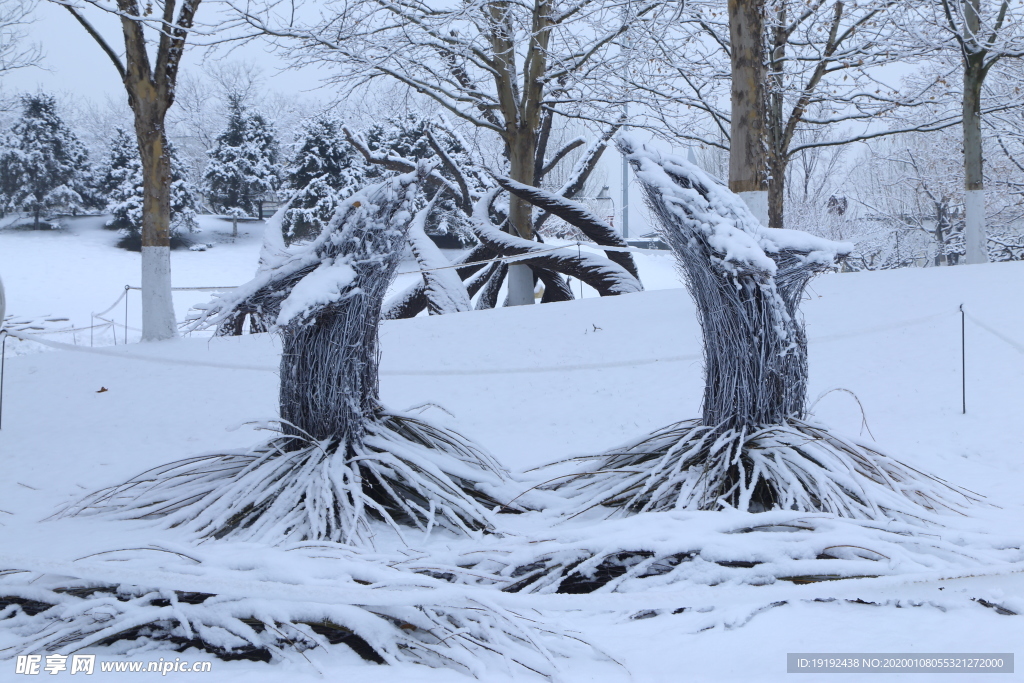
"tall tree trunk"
506,128,538,305
767,155,787,231
935,197,950,266
729,0,769,225
136,105,177,341
766,2,786,230
963,57,987,264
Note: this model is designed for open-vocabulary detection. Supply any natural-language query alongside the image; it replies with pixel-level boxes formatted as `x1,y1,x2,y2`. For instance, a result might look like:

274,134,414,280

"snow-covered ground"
1,216,1023,682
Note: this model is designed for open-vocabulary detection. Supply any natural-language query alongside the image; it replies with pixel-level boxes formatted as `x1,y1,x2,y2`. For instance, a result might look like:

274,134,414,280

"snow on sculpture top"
620,136,853,276
186,167,430,334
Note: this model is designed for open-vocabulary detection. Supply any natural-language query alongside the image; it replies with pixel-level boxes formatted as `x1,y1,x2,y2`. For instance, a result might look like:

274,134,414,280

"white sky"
4,1,326,103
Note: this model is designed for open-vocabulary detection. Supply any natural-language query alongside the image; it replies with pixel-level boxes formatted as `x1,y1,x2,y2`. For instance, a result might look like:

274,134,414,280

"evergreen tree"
364,114,483,244
203,96,281,219
282,114,364,244
96,128,136,201
0,94,89,227
280,114,481,247
102,128,198,245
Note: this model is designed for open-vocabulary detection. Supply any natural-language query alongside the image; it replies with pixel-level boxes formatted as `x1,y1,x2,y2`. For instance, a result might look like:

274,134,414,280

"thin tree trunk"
767,155,787,231
935,198,949,266
963,58,987,264
729,0,769,225
766,1,786,229
506,130,537,305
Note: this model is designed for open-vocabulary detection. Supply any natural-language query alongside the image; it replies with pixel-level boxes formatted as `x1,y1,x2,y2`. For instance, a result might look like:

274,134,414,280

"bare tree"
927,0,1024,263
55,0,203,340
648,0,957,229
0,0,41,76
844,95,1024,269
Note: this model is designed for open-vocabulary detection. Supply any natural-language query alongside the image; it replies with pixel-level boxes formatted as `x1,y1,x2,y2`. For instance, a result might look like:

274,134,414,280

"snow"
2,215,1024,681
275,259,357,326
622,137,853,274
405,203,472,314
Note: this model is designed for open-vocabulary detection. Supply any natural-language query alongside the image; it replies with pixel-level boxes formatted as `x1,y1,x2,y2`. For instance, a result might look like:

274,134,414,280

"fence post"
124,285,131,344
960,304,966,414
0,331,7,430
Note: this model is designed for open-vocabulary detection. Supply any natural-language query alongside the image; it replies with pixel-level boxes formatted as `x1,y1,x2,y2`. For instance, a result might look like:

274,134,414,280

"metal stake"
960,304,966,414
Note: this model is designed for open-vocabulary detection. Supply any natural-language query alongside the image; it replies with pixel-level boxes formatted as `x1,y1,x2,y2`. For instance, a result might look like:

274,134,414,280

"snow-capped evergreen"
203,95,281,219
365,114,483,244
281,114,364,244
0,94,90,227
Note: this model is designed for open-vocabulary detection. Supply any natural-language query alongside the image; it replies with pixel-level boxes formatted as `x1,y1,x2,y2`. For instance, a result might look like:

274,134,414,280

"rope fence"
4,304,1021,379
1,296,1022,432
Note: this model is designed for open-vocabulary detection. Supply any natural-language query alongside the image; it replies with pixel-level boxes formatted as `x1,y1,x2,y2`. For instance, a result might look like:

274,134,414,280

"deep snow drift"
1,216,1023,681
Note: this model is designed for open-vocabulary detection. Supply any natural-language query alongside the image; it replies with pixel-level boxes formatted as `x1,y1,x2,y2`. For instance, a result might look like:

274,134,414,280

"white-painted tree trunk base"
964,190,988,265
505,263,535,306
141,246,177,341
737,190,769,227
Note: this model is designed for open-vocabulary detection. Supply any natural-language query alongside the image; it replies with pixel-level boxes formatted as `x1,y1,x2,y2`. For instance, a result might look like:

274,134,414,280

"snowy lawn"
1,216,1023,681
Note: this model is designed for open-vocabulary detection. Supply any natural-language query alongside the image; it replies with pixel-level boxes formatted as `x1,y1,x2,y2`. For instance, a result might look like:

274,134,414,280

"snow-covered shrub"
445,508,1022,597
364,114,484,246
0,545,585,674
280,115,365,245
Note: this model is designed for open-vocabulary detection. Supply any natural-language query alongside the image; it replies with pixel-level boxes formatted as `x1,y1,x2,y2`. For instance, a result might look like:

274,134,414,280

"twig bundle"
59,411,509,545
435,508,1020,596
0,551,582,676
549,420,979,521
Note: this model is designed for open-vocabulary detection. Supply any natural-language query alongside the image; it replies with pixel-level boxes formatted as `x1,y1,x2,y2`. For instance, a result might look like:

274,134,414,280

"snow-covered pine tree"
364,114,483,246
203,95,281,219
0,94,89,227
281,114,364,245
101,128,198,248
95,127,136,206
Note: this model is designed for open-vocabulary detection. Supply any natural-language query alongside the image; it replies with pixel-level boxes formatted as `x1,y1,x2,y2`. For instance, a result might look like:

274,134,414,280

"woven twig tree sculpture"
552,139,977,520
213,131,644,330
66,167,512,545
